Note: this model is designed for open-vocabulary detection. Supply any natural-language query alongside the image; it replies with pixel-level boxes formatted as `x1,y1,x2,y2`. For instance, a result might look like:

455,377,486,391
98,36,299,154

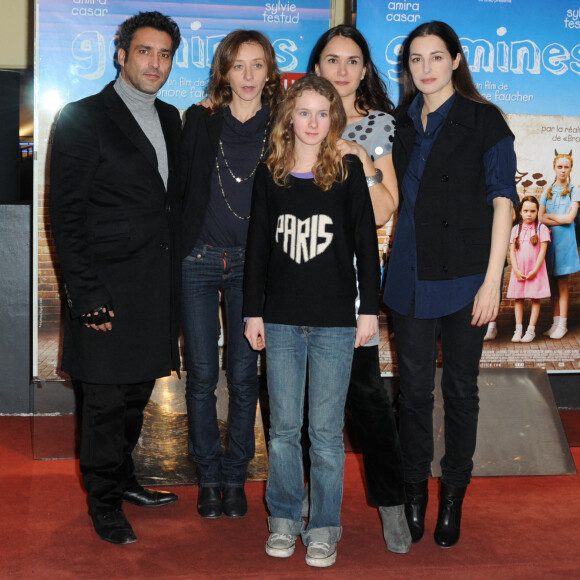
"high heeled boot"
434,482,466,548
404,480,429,543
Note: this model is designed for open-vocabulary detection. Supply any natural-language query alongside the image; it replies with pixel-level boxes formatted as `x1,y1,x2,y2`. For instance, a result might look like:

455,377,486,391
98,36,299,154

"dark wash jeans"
181,245,259,487
346,345,406,506
392,302,486,487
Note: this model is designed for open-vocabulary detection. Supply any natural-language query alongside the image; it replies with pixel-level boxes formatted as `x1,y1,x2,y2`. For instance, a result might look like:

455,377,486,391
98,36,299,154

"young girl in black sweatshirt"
243,74,379,568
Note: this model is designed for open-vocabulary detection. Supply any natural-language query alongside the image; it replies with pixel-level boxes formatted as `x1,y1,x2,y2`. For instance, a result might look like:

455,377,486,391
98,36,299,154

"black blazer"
50,82,182,384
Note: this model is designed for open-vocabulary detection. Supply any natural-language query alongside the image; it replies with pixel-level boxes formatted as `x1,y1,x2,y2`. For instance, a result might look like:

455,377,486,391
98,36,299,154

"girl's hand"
514,269,526,281
471,279,500,327
244,317,266,351
526,269,537,280
355,314,378,348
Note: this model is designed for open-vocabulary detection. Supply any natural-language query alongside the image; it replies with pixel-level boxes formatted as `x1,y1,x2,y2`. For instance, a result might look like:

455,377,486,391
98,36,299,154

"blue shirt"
385,93,518,318
197,104,270,248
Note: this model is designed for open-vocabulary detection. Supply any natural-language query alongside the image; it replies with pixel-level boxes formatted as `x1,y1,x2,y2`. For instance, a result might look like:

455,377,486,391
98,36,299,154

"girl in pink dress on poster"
507,196,551,342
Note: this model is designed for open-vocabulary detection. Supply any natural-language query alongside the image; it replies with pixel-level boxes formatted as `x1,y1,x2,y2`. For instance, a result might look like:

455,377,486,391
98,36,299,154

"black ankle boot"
434,482,466,548
404,480,429,543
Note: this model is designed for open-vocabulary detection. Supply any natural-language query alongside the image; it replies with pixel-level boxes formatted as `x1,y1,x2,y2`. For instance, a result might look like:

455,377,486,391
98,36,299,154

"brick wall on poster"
37,184,63,328
37,195,580,330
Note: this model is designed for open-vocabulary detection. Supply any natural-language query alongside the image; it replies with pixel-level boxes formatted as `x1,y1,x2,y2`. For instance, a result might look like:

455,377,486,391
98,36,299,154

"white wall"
0,0,32,69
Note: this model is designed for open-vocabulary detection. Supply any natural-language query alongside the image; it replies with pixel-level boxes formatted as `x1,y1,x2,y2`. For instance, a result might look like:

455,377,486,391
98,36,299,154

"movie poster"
35,0,331,380
357,0,580,373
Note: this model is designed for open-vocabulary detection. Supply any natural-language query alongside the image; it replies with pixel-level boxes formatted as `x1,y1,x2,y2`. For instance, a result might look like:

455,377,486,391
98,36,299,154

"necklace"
216,159,251,220
218,125,268,183
215,124,268,220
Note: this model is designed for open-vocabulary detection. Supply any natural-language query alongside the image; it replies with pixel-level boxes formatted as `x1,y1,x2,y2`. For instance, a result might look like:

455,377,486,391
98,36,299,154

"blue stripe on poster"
38,0,331,109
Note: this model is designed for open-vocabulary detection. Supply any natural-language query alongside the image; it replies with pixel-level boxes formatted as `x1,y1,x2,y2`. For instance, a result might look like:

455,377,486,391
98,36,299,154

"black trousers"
80,380,155,514
392,302,486,487
347,345,406,507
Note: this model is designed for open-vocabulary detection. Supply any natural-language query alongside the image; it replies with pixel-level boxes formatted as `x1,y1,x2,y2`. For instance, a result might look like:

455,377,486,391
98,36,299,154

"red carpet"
2,415,580,579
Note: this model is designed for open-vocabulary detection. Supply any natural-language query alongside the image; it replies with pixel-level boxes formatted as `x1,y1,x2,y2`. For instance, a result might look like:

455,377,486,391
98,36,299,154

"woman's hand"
472,196,513,327
355,314,378,348
244,317,266,351
337,137,368,162
472,279,500,327
199,97,215,109
337,139,399,226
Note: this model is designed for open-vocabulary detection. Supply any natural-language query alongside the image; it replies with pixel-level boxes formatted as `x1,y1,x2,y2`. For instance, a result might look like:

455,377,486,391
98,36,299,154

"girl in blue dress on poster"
539,152,580,339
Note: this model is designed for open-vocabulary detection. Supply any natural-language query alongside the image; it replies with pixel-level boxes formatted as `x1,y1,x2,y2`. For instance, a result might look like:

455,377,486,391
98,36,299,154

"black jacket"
50,82,182,383
393,94,513,280
180,105,224,258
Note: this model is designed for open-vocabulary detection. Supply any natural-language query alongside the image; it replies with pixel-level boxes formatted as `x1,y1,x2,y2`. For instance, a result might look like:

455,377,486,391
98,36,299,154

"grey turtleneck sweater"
114,75,169,188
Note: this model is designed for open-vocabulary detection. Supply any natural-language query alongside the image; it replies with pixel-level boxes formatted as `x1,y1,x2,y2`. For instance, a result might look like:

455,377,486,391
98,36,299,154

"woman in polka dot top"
309,25,410,555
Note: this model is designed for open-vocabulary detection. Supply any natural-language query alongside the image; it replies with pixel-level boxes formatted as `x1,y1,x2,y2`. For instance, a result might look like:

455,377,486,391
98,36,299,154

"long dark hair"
400,21,489,107
308,24,394,115
207,30,282,114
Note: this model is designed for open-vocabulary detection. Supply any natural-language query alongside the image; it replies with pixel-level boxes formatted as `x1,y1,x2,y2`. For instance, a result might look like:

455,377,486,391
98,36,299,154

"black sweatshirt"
243,155,379,327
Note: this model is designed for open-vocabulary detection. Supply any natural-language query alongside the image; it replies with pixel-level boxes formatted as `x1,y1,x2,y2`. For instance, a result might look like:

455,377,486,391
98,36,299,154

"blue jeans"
182,245,259,487
392,301,486,487
264,323,355,545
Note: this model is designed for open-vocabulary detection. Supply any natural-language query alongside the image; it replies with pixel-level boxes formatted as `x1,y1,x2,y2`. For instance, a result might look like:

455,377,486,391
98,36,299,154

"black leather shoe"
122,485,179,508
434,482,466,548
222,487,247,518
91,510,137,544
197,486,222,519
404,480,429,543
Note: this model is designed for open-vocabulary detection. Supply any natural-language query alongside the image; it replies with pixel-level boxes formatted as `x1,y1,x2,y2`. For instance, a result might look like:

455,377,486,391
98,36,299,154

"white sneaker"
265,533,296,558
550,325,568,340
484,326,498,341
520,329,535,343
543,323,558,337
305,542,337,567
511,329,523,342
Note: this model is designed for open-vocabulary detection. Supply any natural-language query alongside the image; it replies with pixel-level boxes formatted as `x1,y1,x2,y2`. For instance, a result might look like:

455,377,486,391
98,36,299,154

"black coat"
49,82,182,384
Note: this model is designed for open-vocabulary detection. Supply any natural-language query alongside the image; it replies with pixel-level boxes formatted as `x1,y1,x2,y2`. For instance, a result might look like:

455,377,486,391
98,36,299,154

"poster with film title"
38,0,330,110
35,0,331,381
356,0,580,373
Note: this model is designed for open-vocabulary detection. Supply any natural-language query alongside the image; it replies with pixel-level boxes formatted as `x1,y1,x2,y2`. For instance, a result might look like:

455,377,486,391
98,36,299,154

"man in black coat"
50,11,182,544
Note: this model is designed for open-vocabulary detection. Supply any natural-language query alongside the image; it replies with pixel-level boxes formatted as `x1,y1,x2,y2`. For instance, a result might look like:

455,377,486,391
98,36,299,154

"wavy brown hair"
546,153,574,200
266,75,347,192
207,30,281,114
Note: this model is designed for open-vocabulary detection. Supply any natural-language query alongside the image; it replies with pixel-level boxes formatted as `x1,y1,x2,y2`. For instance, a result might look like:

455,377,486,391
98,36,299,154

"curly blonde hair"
546,153,573,200
266,75,347,192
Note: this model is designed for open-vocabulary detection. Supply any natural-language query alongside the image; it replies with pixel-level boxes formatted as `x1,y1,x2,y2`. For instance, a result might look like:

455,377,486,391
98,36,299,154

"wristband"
366,168,383,188
80,303,113,326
